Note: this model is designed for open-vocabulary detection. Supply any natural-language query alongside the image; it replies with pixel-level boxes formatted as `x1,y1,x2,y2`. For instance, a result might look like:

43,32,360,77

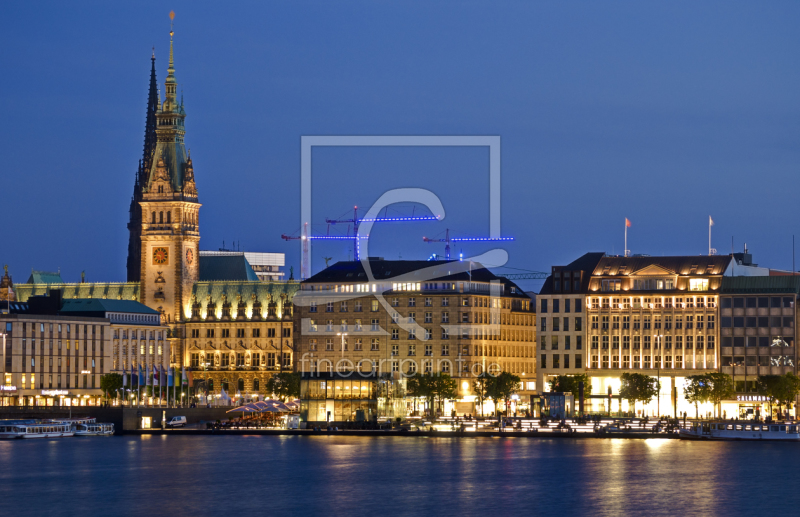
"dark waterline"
1,436,798,516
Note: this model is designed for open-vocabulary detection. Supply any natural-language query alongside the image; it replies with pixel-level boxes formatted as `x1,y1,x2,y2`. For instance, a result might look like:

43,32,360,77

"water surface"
1,435,797,516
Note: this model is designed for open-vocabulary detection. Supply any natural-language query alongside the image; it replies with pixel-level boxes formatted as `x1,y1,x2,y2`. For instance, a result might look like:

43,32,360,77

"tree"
757,375,781,415
776,373,800,417
684,375,710,419
760,373,800,418
100,373,123,400
705,372,735,418
432,373,458,416
406,373,435,416
548,374,592,397
619,373,659,416
266,372,300,401
472,373,491,417
490,372,521,417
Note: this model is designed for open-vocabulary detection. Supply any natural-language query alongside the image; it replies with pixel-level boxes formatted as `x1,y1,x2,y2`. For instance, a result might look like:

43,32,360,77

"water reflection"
1,437,799,515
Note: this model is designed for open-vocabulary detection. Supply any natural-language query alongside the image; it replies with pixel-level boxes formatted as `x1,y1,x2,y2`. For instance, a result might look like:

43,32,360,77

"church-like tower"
126,53,160,282
139,25,201,324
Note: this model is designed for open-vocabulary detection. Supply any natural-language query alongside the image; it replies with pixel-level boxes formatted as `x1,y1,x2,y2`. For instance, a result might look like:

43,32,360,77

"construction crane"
422,229,514,260
282,206,440,280
325,206,439,261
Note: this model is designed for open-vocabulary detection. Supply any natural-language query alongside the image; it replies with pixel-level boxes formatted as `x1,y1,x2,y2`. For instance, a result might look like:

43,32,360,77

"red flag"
625,218,631,228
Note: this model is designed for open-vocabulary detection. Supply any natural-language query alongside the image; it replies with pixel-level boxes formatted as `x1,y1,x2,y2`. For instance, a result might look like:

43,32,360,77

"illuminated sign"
736,395,768,402
41,390,68,396
0,385,17,392
80,370,91,374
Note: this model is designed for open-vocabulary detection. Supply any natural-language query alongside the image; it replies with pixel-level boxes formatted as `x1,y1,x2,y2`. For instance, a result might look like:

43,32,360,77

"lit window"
689,279,709,291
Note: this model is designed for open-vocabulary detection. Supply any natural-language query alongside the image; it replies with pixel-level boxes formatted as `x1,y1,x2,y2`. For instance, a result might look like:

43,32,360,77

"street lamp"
337,332,347,360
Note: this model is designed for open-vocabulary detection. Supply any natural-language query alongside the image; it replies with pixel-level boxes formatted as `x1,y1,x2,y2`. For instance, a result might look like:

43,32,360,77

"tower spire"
164,10,178,110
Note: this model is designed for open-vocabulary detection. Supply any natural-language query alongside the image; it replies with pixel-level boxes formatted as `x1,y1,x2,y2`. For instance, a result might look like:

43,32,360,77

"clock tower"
139,25,200,324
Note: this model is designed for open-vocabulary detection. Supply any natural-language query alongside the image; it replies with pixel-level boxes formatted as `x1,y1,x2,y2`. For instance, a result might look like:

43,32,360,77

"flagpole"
624,221,627,257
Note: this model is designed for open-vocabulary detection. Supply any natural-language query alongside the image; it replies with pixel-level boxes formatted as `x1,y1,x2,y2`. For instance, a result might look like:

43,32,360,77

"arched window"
237,378,244,392
253,378,260,392
159,212,164,224
221,378,229,392
166,211,171,224
151,212,156,224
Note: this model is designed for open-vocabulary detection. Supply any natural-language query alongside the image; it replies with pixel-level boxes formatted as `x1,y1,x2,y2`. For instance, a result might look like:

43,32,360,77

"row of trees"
98,372,303,401
406,373,458,417
546,371,800,419
472,372,522,417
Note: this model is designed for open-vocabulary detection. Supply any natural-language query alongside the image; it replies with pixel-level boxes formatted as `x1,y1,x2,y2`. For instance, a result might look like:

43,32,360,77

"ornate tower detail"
139,17,201,324
126,52,160,282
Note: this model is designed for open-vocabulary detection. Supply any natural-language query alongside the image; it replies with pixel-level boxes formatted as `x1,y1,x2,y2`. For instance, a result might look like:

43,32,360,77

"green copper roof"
60,299,159,314
199,255,259,282
14,282,141,303
26,271,64,284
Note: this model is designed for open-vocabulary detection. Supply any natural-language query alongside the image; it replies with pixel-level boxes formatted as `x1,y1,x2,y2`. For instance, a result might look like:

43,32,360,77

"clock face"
186,248,194,265
152,247,169,265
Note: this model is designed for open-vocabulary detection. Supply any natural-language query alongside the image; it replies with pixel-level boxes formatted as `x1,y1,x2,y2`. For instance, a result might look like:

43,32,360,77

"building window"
371,339,380,351
689,278,709,291
371,300,379,312
408,345,416,356
392,345,399,356
540,354,547,369
591,336,598,349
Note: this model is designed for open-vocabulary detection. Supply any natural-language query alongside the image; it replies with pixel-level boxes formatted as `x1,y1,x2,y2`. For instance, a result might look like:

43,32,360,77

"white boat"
0,421,36,439
680,421,800,441
74,422,115,436
11,422,76,439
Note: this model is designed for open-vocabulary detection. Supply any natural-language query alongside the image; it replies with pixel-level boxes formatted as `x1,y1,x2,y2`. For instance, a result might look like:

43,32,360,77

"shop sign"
41,389,68,397
736,395,768,402
0,385,17,394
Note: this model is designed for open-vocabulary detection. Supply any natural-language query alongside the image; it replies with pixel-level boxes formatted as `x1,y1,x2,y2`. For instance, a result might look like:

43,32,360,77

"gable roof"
199,255,259,282
26,271,64,284
592,255,733,277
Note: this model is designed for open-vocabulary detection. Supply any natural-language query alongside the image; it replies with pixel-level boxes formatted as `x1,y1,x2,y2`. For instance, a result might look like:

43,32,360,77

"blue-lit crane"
422,228,514,260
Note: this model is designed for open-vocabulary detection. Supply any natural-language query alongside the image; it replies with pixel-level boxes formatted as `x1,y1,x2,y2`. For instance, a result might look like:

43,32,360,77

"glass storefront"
300,373,407,423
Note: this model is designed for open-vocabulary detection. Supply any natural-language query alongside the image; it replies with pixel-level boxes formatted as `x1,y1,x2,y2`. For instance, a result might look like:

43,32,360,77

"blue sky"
2,1,800,291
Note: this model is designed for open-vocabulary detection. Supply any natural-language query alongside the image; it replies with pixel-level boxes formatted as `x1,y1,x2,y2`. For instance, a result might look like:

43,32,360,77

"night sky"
3,1,800,292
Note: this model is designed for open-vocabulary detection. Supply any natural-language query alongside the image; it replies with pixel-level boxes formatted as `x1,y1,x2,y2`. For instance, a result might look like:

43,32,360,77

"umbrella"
259,406,288,413
226,405,258,414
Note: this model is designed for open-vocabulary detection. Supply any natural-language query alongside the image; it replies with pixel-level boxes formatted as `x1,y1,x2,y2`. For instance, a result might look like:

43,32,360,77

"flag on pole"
153,364,159,387
167,367,174,387
160,366,167,387
181,366,187,386
187,367,194,386
138,363,144,386
625,218,631,228
146,363,152,386
123,364,127,387
709,215,714,226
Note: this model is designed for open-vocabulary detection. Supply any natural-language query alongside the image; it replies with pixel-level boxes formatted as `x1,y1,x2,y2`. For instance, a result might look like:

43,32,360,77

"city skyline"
4,2,800,291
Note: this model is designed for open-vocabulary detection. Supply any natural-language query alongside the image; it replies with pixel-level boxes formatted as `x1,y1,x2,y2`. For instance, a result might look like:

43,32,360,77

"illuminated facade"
295,259,536,419
718,276,799,418
1,292,165,407
538,253,769,417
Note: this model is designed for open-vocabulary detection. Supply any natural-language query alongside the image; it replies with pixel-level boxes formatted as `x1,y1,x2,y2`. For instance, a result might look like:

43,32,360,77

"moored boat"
74,422,115,436
680,421,800,441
